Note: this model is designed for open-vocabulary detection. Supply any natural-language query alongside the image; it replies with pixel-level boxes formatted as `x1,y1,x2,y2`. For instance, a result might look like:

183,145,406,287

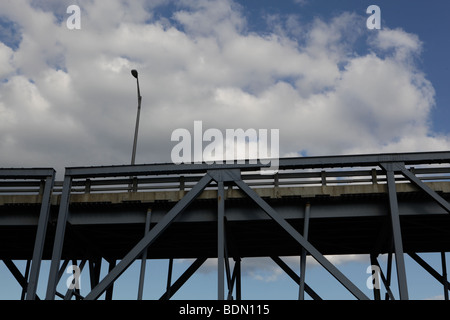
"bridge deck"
1,181,449,260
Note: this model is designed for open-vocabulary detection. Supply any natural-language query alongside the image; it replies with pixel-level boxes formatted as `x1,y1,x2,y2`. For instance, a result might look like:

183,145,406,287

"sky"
0,0,449,300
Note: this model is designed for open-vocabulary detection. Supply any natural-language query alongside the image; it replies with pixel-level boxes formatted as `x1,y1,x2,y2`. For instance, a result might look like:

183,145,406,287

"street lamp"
131,69,142,166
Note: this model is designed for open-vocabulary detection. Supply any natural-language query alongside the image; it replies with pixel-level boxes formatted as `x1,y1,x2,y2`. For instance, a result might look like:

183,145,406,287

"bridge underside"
1,151,450,300
1,194,450,261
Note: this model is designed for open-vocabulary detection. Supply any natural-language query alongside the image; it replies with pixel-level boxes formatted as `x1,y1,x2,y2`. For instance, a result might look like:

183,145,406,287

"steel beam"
105,260,116,300
370,254,381,300
234,258,241,300
0,168,55,179
26,173,55,300
159,258,207,300
382,164,409,300
46,175,72,300
159,257,207,300
64,260,86,300
408,252,450,290
270,256,321,300
299,202,310,300
217,180,225,300
84,173,213,300
63,151,450,178
442,252,449,300
89,258,102,290
227,260,239,300
371,255,395,300
0,168,55,300
21,260,31,300
137,209,152,300
164,258,174,300
234,179,369,300
396,163,450,214
3,259,39,299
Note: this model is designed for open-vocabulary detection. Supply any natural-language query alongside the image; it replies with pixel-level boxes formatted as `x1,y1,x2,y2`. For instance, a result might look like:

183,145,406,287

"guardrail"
1,165,450,195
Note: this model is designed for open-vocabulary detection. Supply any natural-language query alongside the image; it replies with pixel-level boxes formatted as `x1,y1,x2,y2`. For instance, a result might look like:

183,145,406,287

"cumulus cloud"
0,0,448,176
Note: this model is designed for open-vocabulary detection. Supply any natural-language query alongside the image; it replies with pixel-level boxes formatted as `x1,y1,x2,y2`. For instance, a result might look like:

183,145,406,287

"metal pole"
131,70,142,166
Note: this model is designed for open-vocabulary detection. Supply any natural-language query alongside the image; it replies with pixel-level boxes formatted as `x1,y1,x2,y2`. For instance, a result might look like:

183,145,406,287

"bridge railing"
1,165,450,195
2,165,450,195
61,166,450,194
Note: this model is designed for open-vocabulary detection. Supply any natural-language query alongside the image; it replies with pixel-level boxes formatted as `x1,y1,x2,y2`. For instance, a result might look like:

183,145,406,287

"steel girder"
0,168,55,300
17,150,448,300
47,167,370,300
59,151,450,178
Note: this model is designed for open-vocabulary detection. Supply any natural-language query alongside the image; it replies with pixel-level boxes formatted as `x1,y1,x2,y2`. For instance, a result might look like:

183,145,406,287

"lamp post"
131,69,142,166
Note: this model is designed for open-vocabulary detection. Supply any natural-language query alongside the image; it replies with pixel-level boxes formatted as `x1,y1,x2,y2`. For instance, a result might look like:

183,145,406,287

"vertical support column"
217,180,225,300
26,173,55,300
442,252,449,300
46,175,72,300
89,258,102,290
299,202,310,300
138,209,152,300
165,259,174,300
385,249,393,300
105,260,116,300
370,254,381,300
383,165,409,300
22,260,31,300
234,258,241,300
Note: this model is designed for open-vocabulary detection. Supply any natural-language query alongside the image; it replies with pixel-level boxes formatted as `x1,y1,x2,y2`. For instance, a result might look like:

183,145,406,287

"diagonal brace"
234,179,369,300
3,259,40,300
408,252,450,289
84,174,213,300
159,257,207,300
395,163,450,214
270,256,321,300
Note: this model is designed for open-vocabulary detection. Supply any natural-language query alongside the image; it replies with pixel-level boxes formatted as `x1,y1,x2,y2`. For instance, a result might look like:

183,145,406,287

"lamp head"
131,69,138,79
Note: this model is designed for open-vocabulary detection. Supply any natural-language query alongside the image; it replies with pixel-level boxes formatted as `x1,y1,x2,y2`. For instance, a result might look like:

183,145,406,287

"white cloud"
370,28,423,63
0,43,14,79
0,0,448,173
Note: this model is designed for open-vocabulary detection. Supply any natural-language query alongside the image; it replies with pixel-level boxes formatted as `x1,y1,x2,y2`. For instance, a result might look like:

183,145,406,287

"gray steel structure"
1,151,450,300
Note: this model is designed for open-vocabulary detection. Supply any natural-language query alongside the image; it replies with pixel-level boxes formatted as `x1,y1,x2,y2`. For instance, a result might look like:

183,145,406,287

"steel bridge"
1,151,450,300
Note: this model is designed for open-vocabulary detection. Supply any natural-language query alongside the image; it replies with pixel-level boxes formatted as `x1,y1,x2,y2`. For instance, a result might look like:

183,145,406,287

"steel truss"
1,151,450,300
0,168,55,300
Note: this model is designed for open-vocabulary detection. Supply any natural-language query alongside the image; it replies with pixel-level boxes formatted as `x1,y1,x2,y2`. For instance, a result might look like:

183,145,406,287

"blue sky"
0,0,449,300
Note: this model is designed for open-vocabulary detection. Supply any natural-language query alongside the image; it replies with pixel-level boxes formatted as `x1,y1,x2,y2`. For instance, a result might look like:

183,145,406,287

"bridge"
1,151,450,300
